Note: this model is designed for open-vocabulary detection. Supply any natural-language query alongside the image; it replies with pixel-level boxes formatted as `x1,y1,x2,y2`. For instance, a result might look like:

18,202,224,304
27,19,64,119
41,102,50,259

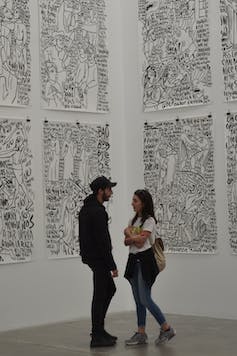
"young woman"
124,189,175,346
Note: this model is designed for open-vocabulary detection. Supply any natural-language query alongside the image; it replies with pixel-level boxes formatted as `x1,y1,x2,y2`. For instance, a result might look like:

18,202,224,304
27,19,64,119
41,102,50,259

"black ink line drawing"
0,0,31,106
138,0,212,111
144,116,217,253
226,112,237,253
43,120,111,258
0,118,34,264
220,0,237,102
39,0,109,112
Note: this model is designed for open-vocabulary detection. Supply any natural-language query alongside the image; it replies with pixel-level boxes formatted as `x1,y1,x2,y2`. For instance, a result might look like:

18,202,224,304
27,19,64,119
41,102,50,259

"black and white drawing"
0,0,31,106
144,116,217,253
43,120,111,258
39,0,109,112
226,112,237,253
138,0,212,111
0,118,34,264
220,0,237,102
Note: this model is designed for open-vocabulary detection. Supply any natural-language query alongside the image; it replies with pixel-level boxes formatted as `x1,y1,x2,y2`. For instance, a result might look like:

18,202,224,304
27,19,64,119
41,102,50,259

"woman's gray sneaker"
155,327,176,345
125,332,148,346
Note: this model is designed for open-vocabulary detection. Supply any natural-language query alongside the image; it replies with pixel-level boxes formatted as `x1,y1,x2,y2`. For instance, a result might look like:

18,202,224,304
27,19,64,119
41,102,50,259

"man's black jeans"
89,263,116,335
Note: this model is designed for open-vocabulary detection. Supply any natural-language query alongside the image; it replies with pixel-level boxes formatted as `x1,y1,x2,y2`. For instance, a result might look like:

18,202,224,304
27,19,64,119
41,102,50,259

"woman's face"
132,194,143,215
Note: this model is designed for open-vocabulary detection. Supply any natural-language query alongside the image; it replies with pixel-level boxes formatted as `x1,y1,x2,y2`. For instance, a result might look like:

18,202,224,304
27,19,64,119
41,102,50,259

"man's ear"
97,188,103,195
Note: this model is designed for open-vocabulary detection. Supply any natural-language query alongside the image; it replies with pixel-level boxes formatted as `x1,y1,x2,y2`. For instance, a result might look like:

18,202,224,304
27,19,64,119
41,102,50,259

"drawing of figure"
191,199,209,240
44,34,69,85
231,176,237,205
174,25,197,58
45,61,63,107
154,138,177,191
177,210,193,243
63,0,79,32
179,126,197,170
0,175,13,250
86,46,97,107
230,149,237,206
0,175,15,209
165,145,177,187
0,125,32,209
59,193,78,254
191,132,210,174
74,46,88,108
0,30,9,100
0,4,18,103
62,129,76,180
12,8,27,73
78,148,93,187
162,62,186,98
185,183,201,212
143,65,161,107
1,4,13,60
143,18,159,60
81,3,98,46
48,130,60,181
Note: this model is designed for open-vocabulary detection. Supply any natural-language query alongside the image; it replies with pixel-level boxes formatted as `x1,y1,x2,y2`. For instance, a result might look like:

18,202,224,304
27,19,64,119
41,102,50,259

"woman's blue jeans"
129,260,166,328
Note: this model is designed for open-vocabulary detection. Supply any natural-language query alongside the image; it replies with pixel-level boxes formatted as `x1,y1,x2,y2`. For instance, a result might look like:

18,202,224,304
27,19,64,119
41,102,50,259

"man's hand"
111,269,118,278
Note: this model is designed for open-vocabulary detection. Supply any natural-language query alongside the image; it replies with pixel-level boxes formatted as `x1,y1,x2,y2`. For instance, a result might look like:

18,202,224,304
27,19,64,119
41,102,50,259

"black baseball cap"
90,176,117,193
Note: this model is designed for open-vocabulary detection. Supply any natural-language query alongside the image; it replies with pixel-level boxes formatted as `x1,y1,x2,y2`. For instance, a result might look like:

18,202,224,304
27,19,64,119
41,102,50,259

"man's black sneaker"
103,330,118,341
90,335,116,348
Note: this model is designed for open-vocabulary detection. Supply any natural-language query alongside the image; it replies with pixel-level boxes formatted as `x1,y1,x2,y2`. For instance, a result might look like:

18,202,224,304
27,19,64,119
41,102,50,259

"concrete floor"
0,312,237,356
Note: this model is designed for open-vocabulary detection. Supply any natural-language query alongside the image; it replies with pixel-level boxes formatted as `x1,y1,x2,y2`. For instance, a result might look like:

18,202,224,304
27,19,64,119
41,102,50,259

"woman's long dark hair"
131,189,157,226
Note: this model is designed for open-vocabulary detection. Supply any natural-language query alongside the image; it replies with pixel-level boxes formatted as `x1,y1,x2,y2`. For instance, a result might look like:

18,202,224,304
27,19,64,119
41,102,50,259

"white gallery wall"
1,0,237,333
0,0,131,332
121,0,237,320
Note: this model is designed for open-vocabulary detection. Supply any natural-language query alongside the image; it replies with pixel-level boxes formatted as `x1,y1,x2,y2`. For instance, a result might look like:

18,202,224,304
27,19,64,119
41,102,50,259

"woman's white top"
128,216,156,254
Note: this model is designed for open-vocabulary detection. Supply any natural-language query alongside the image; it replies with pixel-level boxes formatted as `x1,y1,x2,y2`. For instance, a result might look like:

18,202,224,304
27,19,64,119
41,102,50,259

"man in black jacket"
79,176,118,348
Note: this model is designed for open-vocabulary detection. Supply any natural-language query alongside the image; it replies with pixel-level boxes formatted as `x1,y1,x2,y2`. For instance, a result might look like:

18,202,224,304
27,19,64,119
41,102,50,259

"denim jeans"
129,260,166,328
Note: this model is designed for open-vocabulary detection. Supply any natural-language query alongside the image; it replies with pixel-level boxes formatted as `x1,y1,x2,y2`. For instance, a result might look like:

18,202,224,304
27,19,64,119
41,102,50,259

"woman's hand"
124,226,132,238
124,230,151,248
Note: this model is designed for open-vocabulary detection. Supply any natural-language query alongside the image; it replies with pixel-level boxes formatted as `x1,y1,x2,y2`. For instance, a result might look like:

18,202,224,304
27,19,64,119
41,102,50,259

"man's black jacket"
79,194,117,271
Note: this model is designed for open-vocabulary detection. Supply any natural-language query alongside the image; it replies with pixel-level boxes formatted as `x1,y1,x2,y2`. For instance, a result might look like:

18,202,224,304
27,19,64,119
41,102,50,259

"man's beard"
102,191,109,202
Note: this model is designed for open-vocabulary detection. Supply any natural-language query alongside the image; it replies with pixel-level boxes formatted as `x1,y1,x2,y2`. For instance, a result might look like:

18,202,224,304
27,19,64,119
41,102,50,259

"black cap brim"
110,182,117,188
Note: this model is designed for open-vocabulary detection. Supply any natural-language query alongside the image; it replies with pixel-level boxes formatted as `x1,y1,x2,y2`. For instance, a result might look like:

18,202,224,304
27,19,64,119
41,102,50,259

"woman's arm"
124,226,134,246
124,228,151,248
133,230,150,248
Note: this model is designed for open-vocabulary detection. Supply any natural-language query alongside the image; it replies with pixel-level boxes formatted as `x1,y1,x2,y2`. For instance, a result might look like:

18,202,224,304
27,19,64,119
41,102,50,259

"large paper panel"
144,116,217,253
0,118,34,263
138,0,212,111
43,120,111,258
39,0,109,112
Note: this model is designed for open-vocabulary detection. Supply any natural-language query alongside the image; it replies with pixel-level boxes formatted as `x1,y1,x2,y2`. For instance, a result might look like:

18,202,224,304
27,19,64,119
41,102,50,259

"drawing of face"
13,7,22,20
146,0,159,13
79,47,86,60
147,66,156,79
50,129,58,139
183,126,192,137
0,0,6,9
167,63,179,81
87,46,96,63
47,63,57,81
15,135,24,149
188,184,196,193
56,34,66,50
65,129,72,140
3,6,13,20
